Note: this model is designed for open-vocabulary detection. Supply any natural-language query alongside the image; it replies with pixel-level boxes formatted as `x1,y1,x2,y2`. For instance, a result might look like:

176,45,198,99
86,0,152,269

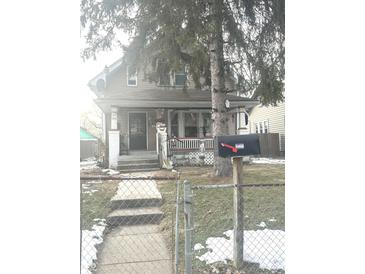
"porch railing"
167,137,214,151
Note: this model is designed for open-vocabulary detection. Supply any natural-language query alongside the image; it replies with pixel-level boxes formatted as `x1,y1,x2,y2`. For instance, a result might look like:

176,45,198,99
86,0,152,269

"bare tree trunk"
210,0,232,176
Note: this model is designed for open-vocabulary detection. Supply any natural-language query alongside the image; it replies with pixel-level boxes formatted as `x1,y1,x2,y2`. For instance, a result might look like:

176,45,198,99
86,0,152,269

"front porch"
97,89,259,168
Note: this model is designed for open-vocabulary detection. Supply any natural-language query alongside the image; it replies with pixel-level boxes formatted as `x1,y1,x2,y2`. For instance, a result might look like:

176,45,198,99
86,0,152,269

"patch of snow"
83,189,99,195
101,169,120,175
268,218,277,222
257,221,267,228
194,243,205,251
251,158,285,165
197,229,285,270
87,180,103,184
120,173,148,178
80,161,98,170
81,219,106,274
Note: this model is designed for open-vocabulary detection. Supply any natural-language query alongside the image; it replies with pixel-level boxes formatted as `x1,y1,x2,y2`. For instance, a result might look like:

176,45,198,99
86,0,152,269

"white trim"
127,111,148,150
173,66,187,86
126,65,138,87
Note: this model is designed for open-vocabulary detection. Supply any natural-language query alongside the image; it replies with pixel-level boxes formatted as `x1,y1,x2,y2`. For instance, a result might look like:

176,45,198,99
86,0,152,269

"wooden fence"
258,133,281,157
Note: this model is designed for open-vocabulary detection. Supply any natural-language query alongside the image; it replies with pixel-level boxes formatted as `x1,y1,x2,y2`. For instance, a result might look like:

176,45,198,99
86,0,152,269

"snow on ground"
80,160,98,170
194,243,205,251
251,158,285,165
101,169,120,175
197,229,285,270
81,219,106,274
82,184,99,195
256,221,267,228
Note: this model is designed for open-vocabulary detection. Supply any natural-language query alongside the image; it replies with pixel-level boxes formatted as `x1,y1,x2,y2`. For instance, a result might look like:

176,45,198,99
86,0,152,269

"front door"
129,113,147,150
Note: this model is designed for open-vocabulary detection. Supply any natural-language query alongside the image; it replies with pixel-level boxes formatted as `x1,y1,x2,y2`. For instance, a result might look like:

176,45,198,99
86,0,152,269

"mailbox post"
232,157,244,269
214,134,260,270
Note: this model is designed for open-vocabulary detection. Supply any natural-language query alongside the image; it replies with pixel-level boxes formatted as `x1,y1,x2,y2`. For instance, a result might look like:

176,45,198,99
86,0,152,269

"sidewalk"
95,174,173,274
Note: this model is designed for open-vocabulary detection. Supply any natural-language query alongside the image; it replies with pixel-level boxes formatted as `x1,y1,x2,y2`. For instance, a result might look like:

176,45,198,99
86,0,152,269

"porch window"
263,121,269,133
184,113,198,137
171,112,179,137
201,113,212,137
127,66,137,86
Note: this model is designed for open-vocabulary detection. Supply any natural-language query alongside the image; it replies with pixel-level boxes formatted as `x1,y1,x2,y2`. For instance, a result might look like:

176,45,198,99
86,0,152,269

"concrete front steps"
107,207,164,226
117,158,160,173
106,178,164,227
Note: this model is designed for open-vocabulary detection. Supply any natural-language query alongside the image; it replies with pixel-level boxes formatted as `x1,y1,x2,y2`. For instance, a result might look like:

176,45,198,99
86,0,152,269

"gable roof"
88,57,124,94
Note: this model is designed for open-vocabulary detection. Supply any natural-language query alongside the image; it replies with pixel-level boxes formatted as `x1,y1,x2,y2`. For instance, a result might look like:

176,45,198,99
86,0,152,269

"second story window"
174,67,187,86
127,66,137,86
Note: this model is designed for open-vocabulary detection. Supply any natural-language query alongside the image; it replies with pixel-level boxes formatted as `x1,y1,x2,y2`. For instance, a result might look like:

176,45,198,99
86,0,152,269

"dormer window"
174,68,187,86
127,66,137,86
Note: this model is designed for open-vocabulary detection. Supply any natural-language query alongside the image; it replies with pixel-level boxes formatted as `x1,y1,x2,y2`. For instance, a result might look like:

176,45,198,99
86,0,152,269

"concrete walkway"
96,174,173,274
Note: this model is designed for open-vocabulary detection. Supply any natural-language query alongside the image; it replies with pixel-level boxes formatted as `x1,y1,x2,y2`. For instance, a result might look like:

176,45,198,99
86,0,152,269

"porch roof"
95,89,259,112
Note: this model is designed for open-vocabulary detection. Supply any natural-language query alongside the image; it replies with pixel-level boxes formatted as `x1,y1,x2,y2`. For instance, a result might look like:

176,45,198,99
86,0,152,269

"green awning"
80,128,97,141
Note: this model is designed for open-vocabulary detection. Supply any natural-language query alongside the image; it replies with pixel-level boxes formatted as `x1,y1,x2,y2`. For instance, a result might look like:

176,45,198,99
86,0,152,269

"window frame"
126,65,138,87
174,67,187,86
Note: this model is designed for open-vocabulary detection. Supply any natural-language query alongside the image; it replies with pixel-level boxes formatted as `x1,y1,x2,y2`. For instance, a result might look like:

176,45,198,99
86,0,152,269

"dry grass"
156,163,285,273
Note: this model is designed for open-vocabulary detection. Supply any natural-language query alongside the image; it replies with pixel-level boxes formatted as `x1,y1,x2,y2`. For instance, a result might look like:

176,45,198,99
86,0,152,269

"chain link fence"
184,181,285,274
80,162,285,274
80,169,177,274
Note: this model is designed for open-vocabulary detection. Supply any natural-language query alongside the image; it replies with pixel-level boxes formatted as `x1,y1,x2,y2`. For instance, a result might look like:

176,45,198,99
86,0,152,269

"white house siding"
249,102,285,152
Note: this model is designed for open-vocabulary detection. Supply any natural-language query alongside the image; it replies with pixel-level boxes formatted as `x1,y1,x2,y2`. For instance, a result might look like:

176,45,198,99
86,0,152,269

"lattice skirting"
172,151,214,166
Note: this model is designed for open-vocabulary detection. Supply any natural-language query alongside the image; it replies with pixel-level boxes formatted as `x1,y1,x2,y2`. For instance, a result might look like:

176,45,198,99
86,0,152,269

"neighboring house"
80,127,99,160
88,57,259,168
247,102,285,155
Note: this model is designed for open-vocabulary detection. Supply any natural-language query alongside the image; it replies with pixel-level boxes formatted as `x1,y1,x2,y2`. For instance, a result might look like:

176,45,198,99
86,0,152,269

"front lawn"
156,163,285,273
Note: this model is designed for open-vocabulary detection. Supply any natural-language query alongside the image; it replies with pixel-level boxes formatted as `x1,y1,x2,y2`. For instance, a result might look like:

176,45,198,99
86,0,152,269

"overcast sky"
80,33,129,113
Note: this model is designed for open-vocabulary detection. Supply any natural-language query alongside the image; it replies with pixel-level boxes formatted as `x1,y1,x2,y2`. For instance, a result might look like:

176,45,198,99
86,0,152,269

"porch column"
178,111,184,137
108,106,120,168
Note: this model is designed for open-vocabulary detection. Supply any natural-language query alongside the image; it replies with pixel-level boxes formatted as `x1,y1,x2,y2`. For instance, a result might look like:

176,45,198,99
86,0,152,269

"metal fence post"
175,179,180,274
184,180,193,274
232,157,244,269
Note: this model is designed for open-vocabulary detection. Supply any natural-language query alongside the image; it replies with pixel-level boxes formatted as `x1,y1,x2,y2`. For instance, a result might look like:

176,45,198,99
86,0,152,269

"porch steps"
117,162,159,170
119,167,161,173
117,159,159,165
117,158,160,172
106,207,164,227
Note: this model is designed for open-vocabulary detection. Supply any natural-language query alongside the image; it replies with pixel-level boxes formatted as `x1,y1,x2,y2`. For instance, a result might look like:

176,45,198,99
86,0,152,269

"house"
245,101,285,156
88,57,260,169
80,127,99,160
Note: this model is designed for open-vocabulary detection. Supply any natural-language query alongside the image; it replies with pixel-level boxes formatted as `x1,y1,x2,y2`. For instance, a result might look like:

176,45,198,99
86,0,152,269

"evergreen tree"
81,0,284,176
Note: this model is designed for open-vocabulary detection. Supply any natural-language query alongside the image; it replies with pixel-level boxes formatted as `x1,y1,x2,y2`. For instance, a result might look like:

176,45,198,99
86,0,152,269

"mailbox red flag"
220,143,238,153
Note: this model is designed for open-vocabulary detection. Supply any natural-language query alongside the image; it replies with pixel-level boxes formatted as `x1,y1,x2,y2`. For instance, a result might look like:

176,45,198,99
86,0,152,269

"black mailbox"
214,134,260,158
